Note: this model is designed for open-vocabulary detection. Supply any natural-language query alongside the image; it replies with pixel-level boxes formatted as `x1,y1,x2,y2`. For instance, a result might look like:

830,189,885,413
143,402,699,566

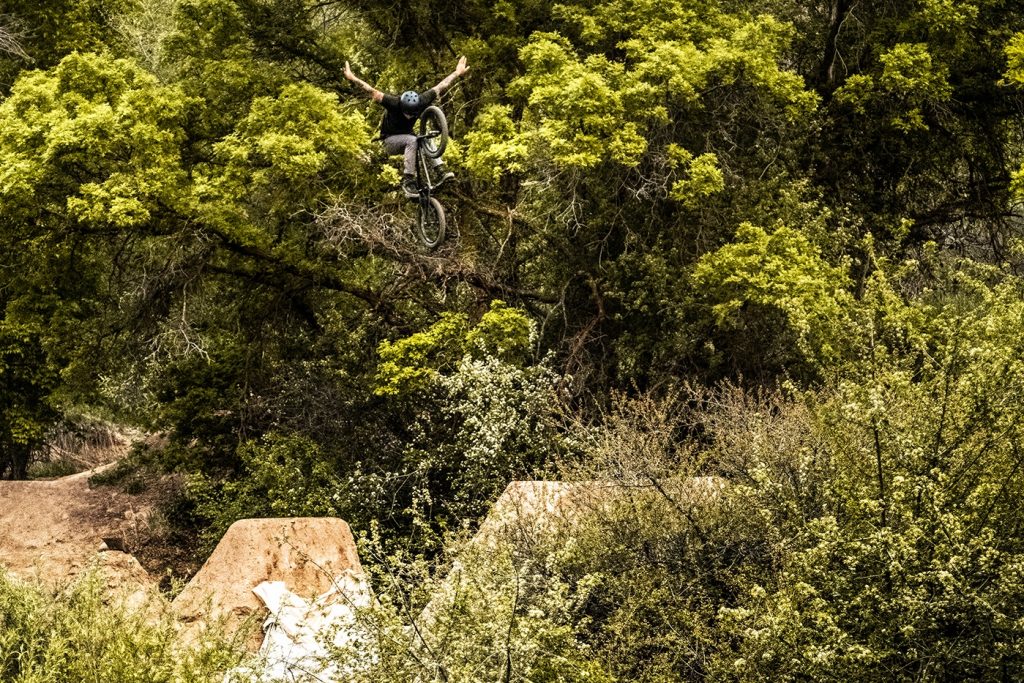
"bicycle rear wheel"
417,196,446,249
418,106,448,159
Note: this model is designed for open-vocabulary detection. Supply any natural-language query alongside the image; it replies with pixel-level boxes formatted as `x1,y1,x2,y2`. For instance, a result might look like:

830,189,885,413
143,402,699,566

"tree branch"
816,0,856,93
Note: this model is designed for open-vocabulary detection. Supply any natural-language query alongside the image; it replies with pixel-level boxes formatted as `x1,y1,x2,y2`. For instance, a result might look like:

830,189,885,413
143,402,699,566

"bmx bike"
409,105,449,249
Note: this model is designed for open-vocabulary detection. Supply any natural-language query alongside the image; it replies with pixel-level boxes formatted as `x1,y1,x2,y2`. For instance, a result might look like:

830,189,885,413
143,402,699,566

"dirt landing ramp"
476,478,724,547
418,478,725,633
171,517,363,646
95,550,166,615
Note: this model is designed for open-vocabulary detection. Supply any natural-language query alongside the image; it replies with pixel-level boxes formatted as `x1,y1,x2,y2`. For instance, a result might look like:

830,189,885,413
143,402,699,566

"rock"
95,550,162,615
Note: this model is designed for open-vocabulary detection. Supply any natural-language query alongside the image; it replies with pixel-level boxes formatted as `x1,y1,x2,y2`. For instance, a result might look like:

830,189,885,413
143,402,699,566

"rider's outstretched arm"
344,61,384,103
430,56,469,97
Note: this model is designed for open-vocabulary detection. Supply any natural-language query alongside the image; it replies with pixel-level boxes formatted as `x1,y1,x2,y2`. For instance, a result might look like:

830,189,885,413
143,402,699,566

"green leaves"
465,299,534,362
0,317,60,478
201,81,372,242
692,223,852,376
188,432,345,546
375,301,533,396
375,312,470,397
464,10,815,179
507,34,648,169
918,0,980,30
1007,33,1024,86
0,566,246,680
214,83,369,186
666,144,723,207
463,105,529,181
1006,33,1024,198
0,52,191,229
836,43,952,133
0,43,380,479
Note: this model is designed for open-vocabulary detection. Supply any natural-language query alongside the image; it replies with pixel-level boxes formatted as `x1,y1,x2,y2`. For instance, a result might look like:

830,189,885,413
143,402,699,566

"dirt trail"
0,464,155,587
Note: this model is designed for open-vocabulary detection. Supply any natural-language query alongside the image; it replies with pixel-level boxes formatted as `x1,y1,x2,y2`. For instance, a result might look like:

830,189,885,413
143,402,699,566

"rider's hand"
455,56,469,77
343,61,355,81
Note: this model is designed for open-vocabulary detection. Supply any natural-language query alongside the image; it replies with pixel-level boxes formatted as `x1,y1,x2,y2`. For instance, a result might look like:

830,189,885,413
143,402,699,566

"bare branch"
316,199,560,305
0,15,31,61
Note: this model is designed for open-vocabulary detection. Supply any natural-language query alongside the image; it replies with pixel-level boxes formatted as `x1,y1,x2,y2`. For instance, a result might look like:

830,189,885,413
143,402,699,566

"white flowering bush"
424,355,559,518
346,524,616,683
343,266,1024,681
375,301,561,524
702,271,1024,680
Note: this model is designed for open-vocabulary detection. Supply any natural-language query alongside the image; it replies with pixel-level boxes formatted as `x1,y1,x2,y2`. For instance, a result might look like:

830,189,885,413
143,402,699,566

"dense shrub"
338,290,1024,680
0,568,250,682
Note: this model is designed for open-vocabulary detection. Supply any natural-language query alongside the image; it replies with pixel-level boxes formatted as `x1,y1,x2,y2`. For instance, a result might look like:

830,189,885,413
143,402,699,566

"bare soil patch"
0,451,201,592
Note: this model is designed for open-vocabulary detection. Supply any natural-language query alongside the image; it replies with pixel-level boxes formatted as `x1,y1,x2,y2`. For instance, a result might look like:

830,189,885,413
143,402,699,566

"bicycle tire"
418,106,448,159
417,196,447,249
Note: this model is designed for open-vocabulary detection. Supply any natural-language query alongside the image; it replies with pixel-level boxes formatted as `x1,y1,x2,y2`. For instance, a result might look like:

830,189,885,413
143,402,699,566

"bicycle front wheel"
418,106,448,159
417,196,447,249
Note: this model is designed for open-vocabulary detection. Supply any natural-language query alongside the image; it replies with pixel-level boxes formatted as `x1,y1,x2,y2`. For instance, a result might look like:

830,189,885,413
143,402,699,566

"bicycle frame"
405,106,448,249
411,129,447,249
414,130,442,203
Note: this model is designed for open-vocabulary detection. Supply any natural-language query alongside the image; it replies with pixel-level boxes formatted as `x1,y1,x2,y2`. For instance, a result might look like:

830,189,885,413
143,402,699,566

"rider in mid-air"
344,57,468,198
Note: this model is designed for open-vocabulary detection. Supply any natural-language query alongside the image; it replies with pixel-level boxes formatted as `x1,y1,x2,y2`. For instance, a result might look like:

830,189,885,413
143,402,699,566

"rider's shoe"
401,174,418,198
434,164,455,187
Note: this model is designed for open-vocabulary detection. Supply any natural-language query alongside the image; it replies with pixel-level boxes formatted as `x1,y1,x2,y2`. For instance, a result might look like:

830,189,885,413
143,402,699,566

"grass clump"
0,567,252,683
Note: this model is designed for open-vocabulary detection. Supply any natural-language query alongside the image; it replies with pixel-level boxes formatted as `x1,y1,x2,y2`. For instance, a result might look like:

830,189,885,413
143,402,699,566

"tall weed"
0,568,250,683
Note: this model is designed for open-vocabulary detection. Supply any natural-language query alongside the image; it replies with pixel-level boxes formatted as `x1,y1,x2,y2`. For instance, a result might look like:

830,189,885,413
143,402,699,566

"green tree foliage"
1006,31,1024,199
690,223,852,380
371,300,554,524
186,432,346,546
0,323,58,479
0,38,377,475
375,299,532,396
182,300,550,540
788,0,1024,254
0,0,130,91
455,2,821,384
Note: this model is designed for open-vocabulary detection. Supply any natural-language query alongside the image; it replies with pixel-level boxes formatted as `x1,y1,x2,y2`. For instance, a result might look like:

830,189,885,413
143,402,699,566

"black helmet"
399,90,421,115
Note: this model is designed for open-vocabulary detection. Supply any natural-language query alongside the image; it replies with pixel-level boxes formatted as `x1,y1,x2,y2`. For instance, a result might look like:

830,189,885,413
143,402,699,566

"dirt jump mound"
171,517,364,643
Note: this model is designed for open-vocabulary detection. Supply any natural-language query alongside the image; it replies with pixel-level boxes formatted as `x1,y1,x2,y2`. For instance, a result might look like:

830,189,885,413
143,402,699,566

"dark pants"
383,134,441,176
